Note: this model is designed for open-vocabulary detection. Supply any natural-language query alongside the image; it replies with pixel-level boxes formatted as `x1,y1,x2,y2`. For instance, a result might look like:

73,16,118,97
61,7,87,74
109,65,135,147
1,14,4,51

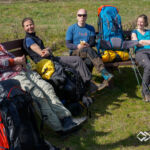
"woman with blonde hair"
131,14,150,102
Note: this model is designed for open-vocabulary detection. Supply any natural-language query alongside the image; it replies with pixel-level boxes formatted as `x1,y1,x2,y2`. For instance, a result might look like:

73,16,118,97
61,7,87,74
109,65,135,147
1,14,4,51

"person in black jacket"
22,17,91,86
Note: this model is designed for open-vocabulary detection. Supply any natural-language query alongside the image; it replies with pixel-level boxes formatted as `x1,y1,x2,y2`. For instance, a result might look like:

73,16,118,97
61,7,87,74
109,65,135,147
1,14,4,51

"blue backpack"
96,5,124,53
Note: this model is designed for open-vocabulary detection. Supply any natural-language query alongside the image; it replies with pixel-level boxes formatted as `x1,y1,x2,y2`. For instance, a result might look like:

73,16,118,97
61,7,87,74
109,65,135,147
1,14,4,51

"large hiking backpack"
96,5,123,52
96,5,138,54
0,79,60,150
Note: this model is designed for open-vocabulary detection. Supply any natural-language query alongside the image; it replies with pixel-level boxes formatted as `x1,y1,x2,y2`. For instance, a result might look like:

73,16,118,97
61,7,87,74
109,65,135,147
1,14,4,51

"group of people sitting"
0,7,150,135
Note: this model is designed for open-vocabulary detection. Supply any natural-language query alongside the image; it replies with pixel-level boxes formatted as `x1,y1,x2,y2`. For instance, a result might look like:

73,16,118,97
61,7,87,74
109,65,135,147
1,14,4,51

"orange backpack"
0,112,9,150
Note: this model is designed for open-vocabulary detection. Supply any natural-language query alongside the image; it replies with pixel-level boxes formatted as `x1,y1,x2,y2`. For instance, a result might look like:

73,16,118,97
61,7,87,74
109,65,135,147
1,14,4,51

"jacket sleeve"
0,58,14,69
89,36,96,47
0,44,15,69
66,40,78,50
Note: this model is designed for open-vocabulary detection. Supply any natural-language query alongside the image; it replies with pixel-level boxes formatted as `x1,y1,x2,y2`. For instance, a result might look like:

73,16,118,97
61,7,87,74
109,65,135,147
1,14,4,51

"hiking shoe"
82,96,93,107
86,81,98,94
97,80,109,90
86,80,107,95
72,116,87,126
101,68,114,81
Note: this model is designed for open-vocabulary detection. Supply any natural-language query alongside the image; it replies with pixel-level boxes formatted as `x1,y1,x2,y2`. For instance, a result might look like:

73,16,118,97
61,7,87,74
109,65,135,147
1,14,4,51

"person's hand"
14,55,26,65
137,40,145,47
12,65,23,72
77,42,89,50
41,49,50,57
77,43,87,49
84,42,90,47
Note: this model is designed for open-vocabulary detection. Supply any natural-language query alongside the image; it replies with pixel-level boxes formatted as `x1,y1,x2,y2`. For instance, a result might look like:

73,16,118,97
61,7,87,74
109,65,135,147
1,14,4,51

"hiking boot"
61,116,87,133
72,116,87,126
86,81,98,94
101,68,114,81
82,96,93,107
97,80,109,90
86,80,108,95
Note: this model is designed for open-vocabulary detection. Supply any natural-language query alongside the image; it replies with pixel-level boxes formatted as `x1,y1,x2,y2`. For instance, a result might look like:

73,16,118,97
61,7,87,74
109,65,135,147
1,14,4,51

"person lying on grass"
0,44,87,134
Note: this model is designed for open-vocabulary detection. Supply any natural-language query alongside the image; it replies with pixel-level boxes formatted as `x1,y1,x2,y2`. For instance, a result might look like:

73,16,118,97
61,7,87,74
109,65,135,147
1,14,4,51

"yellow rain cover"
102,50,116,62
36,59,55,80
116,51,129,61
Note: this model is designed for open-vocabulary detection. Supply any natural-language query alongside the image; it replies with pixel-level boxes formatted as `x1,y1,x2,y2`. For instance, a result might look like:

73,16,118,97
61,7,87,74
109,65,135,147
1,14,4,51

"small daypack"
62,65,85,102
53,64,85,102
96,5,138,54
0,79,60,150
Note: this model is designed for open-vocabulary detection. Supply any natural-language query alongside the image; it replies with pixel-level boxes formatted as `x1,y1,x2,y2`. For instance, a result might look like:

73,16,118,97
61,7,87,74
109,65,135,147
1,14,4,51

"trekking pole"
129,49,150,95
129,49,141,86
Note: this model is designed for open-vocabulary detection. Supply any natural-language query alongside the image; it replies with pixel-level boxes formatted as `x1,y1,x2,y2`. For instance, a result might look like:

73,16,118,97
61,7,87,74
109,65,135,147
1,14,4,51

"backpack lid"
98,5,119,16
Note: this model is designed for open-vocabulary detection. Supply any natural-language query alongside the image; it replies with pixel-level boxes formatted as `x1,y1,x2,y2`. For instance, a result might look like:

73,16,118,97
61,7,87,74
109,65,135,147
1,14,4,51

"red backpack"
0,112,9,150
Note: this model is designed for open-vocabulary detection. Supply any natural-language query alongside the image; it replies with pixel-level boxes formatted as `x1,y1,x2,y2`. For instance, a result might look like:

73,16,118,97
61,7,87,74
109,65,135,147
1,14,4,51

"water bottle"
26,59,32,70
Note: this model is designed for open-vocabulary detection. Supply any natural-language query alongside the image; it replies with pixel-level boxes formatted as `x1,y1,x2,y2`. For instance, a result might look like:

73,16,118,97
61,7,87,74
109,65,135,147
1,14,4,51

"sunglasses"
77,14,87,17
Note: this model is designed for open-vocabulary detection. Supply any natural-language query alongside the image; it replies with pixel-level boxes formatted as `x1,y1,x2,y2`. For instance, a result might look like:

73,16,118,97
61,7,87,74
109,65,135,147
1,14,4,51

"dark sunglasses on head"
77,14,87,17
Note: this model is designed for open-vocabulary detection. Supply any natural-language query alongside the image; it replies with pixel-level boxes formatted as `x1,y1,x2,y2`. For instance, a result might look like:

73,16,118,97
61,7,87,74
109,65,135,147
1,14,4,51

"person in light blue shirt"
66,23,95,47
66,8,113,89
131,14,150,102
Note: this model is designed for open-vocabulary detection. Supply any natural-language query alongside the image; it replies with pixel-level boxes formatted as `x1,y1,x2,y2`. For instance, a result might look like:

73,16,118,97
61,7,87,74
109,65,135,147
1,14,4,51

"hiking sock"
101,68,114,81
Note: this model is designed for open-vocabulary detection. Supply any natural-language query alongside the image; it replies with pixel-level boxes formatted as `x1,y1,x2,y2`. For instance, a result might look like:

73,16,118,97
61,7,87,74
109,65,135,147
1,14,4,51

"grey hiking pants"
135,50,150,95
71,47,104,73
12,70,71,131
59,56,92,83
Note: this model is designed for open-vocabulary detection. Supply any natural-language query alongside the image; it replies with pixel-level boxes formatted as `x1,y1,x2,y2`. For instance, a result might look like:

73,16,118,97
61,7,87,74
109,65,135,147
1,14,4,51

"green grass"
0,0,150,51
46,67,150,150
1,0,150,149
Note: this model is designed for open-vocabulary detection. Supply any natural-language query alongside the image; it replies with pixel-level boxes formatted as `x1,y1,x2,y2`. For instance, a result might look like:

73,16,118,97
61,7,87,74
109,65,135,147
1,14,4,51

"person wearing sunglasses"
66,8,114,89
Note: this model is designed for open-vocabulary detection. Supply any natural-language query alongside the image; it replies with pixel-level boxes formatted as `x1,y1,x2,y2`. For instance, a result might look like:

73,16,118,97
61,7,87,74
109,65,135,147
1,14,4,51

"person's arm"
0,58,14,68
26,38,50,57
0,55,25,72
138,40,150,46
131,32,138,41
88,26,96,47
131,32,143,47
66,40,78,50
89,36,96,47
66,25,85,50
30,43,44,56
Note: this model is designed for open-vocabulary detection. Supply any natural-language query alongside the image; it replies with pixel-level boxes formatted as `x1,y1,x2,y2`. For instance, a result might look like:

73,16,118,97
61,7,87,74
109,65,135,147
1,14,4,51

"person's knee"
75,56,83,63
83,47,98,59
144,66,150,73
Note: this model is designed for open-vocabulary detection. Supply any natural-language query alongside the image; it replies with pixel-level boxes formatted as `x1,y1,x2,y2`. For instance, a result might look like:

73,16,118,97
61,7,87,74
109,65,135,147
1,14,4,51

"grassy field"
1,0,150,150
0,0,150,52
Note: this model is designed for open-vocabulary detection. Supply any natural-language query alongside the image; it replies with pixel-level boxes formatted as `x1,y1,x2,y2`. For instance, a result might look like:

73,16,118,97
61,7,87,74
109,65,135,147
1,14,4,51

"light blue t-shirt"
132,29,150,52
66,23,95,46
25,37,36,48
